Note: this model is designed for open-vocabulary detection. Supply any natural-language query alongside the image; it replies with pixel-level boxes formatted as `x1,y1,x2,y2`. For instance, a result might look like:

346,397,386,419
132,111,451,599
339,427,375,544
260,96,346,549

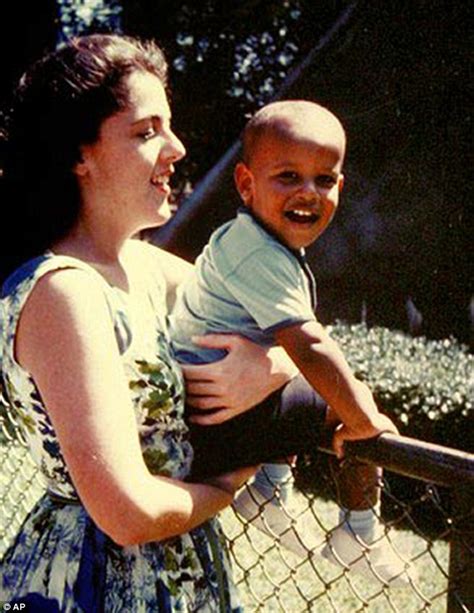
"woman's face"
78,70,186,235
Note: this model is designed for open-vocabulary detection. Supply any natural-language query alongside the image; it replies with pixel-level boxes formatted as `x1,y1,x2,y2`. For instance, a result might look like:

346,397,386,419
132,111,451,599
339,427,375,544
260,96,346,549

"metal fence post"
447,485,474,612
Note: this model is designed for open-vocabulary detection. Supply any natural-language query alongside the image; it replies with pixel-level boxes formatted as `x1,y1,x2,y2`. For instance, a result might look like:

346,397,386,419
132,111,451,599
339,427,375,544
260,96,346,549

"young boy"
170,100,410,585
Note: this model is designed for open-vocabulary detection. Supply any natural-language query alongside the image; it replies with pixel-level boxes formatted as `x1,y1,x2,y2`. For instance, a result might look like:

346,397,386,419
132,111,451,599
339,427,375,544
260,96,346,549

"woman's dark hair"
0,34,168,283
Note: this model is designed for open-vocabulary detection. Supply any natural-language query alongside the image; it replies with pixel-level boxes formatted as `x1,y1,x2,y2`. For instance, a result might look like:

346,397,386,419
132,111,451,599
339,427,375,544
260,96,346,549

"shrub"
327,323,473,451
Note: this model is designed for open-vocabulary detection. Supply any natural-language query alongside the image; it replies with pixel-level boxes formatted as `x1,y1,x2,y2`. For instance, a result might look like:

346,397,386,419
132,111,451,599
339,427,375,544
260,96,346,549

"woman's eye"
140,127,156,141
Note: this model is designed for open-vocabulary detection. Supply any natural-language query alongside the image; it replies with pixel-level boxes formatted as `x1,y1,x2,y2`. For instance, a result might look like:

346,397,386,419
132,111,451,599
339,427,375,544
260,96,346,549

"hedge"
325,323,473,451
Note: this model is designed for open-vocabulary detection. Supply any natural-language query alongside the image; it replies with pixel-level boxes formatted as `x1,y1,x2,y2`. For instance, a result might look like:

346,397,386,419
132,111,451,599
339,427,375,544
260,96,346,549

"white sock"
251,463,293,505
339,505,383,544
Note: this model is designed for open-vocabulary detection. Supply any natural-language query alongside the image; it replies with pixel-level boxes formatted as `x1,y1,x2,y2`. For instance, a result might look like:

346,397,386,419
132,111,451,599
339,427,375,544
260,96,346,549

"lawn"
220,490,449,612
1,445,449,612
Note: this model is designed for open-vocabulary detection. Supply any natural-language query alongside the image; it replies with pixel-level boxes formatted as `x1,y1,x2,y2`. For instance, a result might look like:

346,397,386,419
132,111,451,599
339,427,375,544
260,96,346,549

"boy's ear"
338,173,345,193
73,158,88,178
234,162,254,205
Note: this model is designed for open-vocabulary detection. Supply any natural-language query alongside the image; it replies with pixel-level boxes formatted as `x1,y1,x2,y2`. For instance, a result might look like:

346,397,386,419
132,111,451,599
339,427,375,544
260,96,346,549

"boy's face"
235,122,345,250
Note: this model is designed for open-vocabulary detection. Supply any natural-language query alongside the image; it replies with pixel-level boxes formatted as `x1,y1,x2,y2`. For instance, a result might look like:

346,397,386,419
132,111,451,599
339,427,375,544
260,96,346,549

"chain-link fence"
1,389,473,612
218,434,473,612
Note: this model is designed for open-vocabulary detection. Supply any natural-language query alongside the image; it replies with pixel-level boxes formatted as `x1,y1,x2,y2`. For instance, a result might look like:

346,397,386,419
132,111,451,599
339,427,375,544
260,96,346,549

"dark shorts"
187,374,327,480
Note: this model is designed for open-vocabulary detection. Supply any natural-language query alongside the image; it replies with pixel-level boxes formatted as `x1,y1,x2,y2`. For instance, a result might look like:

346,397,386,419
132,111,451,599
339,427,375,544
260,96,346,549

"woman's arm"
143,242,194,311
16,269,252,546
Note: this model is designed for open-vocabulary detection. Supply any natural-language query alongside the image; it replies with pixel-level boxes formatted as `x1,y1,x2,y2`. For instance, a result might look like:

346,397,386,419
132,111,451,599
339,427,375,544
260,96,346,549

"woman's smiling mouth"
151,173,171,194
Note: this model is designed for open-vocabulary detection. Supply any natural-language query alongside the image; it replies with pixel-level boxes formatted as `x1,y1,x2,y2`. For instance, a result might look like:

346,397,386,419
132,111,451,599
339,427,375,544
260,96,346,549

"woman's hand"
204,464,260,496
182,334,298,425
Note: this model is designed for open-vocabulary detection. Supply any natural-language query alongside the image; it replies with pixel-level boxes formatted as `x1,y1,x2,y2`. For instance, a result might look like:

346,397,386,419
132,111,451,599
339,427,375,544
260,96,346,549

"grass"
0,443,46,557
1,444,450,612
220,491,449,612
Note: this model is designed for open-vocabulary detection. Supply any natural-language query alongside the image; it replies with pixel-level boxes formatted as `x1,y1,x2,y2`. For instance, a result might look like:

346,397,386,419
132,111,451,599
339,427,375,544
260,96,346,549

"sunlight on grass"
220,492,448,612
0,444,45,558
0,445,449,611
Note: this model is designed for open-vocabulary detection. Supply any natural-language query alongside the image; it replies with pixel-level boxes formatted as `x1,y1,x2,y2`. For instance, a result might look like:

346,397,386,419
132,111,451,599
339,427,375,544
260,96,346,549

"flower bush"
326,323,473,451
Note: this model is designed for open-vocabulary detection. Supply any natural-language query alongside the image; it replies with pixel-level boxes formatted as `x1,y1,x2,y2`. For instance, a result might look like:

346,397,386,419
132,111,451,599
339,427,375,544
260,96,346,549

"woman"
0,34,294,611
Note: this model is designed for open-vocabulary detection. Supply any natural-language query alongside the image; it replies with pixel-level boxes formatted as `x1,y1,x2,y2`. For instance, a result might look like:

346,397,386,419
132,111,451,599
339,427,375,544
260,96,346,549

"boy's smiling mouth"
284,209,320,224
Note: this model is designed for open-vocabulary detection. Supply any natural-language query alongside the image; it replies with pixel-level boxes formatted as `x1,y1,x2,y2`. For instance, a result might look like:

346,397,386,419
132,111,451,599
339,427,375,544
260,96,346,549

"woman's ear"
73,158,88,178
234,162,254,206
72,145,91,178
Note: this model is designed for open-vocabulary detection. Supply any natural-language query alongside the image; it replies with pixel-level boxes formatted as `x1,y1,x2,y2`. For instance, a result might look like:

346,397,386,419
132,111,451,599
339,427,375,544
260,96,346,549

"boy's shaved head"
242,100,346,166
235,98,346,250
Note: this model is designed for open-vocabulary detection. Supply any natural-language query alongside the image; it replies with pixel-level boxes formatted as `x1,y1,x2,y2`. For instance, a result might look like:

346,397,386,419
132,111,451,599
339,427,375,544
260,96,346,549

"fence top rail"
319,432,474,488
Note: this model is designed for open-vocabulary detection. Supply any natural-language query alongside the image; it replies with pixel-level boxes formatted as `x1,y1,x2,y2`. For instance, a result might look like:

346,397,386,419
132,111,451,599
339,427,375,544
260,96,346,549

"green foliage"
296,323,472,536
327,323,473,452
57,0,122,41
121,1,350,192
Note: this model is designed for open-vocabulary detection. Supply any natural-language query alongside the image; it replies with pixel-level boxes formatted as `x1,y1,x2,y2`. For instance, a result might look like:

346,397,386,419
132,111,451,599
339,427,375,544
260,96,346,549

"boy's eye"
316,175,337,187
276,171,300,183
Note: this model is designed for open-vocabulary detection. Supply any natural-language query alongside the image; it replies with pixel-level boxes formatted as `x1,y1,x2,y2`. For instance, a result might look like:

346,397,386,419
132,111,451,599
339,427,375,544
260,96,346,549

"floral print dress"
0,252,242,612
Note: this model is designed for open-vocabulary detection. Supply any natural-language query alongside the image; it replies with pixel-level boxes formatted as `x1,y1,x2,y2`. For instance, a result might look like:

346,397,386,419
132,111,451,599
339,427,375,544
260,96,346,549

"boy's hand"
182,334,295,424
332,413,398,459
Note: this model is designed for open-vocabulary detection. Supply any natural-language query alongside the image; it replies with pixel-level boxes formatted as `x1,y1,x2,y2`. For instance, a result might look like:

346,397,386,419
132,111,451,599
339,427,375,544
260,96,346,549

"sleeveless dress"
0,251,242,612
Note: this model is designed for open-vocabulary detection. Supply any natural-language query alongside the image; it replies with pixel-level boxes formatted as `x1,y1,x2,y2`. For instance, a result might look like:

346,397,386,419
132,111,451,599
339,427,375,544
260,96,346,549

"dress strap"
1,253,113,314
47,490,82,506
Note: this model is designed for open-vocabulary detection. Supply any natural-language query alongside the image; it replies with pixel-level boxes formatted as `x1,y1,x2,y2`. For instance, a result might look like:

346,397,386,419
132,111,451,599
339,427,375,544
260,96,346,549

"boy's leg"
189,375,413,583
234,375,327,520
187,374,326,480
188,376,326,557
325,405,382,516
187,387,286,481
222,377,413,585
243,460,295,505
322,406,413,586
232,376,327,556
330,456,381,509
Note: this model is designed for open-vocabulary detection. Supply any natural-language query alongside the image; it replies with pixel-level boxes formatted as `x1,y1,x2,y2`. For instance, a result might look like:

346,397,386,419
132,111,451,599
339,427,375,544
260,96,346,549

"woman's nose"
162,130,186,163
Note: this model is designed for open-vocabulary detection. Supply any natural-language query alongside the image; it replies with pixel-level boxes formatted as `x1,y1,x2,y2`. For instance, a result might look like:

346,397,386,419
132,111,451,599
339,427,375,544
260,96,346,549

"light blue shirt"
168,210,317,363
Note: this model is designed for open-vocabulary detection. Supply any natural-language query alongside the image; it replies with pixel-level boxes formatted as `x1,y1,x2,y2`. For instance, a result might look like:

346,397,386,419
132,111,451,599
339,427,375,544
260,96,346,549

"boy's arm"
275,320,397,457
